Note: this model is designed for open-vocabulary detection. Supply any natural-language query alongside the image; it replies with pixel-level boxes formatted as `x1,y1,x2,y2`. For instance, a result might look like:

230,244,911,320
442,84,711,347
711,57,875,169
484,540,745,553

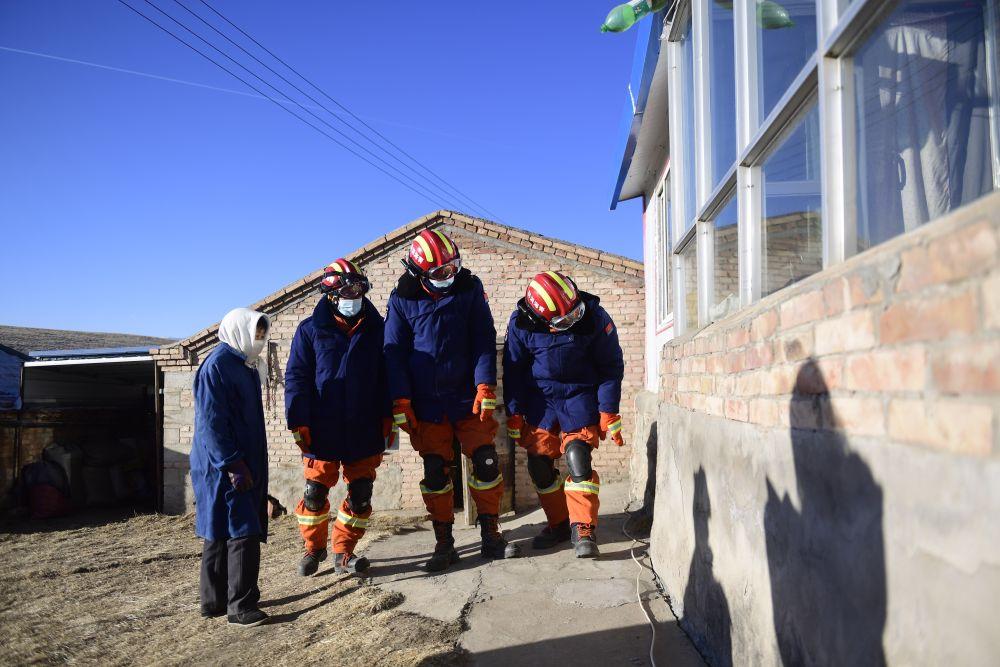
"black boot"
571,523,599,558
298,548,327,576
478,514,522,559
531,519,572,550
425,520,460,572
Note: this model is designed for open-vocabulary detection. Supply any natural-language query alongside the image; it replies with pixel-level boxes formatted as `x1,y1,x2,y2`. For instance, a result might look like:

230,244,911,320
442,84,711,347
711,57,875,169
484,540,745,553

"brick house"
611,3,1000,665
153,210,644,521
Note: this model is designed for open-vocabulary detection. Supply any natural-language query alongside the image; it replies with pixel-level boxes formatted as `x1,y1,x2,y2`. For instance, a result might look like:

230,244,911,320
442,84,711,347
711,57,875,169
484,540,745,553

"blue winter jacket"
384,268,497,423
502,293,624,433
191,343,269,542
284,297,390,463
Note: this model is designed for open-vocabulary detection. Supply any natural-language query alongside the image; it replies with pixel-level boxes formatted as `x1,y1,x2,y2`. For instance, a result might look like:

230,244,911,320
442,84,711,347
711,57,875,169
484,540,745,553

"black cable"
136,0,465,212
170,0,488,218
116,0,444,209
196,0,503,222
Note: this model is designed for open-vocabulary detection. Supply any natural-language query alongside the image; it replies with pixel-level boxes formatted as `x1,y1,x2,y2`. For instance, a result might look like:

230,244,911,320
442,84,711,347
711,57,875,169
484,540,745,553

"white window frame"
654,179,674,331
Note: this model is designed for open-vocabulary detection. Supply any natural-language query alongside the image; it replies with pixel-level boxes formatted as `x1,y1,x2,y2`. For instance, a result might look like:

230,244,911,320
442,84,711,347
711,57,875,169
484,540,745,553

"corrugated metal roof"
0,325,175,356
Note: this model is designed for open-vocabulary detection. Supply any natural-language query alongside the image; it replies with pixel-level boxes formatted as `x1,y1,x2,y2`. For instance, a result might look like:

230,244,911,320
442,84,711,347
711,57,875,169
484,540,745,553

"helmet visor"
322,274,370,298
549,300,586,331
426,258,462,281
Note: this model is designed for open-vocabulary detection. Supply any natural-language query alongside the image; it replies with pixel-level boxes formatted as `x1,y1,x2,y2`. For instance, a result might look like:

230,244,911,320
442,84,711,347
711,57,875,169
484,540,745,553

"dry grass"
0,510,466,666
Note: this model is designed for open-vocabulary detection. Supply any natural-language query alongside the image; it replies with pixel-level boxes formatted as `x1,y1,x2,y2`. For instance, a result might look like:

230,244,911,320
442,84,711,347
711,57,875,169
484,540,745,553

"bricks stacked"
155,211,645,514
659,193,1000,457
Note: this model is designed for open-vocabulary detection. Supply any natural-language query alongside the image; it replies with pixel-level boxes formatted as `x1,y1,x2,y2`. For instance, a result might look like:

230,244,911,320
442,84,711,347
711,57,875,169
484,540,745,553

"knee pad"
527,454,558,489
303,480,329,512
421,454,450,491
564,440,593,483
471,445,500,482
347,478,374,514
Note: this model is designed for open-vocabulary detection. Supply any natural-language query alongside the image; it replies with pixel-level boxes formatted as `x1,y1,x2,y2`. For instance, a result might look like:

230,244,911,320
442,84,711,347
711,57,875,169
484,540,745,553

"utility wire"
117,0,446,209
196,0,503,222
134,0,467,213
169,0,487,218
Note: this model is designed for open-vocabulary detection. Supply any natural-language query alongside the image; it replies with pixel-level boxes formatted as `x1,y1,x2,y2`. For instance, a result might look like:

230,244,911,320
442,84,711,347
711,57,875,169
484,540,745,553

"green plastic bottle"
757,0,794,30
601,0,669,33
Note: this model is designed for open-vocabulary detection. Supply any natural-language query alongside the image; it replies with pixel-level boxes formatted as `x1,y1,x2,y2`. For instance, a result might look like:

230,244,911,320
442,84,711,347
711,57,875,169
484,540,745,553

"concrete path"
365,484,705,666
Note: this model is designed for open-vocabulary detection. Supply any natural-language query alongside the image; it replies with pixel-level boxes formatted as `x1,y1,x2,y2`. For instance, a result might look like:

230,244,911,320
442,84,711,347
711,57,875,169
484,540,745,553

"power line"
134,0,468,213
196,0,503,222
169,0,489,218
116,0,447,209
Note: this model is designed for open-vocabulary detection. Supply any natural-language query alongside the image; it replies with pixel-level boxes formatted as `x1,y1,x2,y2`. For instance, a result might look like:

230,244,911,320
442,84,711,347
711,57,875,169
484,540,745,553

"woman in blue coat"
190,307,270,628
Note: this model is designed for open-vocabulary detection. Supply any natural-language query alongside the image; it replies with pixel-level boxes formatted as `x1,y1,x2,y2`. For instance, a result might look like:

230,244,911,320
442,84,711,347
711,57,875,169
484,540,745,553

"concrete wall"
648,192,1000,665
157,220,645,517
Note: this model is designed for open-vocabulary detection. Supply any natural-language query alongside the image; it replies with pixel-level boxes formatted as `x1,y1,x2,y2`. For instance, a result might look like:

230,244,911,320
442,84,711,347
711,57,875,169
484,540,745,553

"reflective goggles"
549,300,586,331
425,258,461,281
322,274,370,299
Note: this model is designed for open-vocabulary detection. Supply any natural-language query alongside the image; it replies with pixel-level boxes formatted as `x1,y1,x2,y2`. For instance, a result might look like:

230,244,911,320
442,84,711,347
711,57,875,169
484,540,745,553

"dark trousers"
200,536,261,616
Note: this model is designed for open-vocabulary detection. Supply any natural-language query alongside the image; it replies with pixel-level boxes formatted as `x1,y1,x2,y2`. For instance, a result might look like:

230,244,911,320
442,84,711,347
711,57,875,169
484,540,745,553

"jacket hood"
219,308,270,367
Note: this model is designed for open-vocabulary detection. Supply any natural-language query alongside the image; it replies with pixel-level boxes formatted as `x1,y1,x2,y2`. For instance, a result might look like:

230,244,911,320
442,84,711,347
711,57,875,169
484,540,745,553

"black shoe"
200,605,225,618
227,609,268,627
531,519,572,550
333,552,370,575
478,514,522,559
425,520,460,573
298,548,327,577
571,522,600,558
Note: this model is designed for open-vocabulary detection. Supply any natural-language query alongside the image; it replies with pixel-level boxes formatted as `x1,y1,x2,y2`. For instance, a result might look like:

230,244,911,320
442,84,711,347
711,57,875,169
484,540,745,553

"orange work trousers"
409,414,502,522
521,424,601,527
295,454,382,556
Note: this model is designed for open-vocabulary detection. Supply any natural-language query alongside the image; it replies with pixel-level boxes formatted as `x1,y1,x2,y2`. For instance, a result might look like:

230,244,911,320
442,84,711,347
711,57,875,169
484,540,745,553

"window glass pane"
710,0,737,188
680,237,699,330
656,184,673,324
853,0,998,251
681,20,698,228
755,0,817,121
711,198,740,321
761,104,823,296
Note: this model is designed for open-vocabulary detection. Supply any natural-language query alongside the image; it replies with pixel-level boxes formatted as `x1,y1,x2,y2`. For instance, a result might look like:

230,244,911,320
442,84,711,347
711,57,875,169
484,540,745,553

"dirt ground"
0,509,466,666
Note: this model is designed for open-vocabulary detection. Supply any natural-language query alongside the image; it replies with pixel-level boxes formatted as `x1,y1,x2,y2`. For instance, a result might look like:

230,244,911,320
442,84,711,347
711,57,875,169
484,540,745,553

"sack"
20,460,71,519
43,443,85,505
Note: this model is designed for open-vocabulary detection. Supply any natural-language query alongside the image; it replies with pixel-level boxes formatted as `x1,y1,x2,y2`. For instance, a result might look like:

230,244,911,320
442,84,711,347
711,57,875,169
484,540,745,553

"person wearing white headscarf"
190,307,271,628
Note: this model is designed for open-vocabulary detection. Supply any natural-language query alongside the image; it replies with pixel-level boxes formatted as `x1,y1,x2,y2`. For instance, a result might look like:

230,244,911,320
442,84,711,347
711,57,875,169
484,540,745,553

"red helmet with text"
320,258,370,298
524,271,586,331
405,229,462,280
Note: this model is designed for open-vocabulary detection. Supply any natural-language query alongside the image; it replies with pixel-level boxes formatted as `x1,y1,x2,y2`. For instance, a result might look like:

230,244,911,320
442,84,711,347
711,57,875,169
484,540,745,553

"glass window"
710,0,737,187
761,104,823,296
852,0,998,252
680,237,699,330
680,19,698,228
755,0,817,121
710,198,740,321
656,183,673,325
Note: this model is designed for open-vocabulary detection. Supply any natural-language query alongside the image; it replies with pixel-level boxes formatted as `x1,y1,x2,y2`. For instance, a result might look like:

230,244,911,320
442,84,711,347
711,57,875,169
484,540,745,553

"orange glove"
600,412,625,447
472,384,497,422
392,399,418,435
506,413,524,444
290,426,311,455
382,417,398,449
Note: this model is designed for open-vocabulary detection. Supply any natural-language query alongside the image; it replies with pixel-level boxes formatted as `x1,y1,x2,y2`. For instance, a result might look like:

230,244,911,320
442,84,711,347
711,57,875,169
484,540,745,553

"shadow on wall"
764,358,887,665
681,467,733,667
640,421,658,514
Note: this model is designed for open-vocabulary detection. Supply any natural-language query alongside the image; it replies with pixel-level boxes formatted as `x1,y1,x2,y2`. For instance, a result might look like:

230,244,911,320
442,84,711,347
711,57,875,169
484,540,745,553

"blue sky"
0,1,642,338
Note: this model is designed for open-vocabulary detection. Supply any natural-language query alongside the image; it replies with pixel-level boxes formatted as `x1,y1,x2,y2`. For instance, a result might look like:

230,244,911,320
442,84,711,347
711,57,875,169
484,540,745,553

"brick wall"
648,191,1000,665
156,214,644,515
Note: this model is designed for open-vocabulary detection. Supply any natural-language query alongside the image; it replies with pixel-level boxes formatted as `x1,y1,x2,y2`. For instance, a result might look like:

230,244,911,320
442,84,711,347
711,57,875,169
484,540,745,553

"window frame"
654,178,674,332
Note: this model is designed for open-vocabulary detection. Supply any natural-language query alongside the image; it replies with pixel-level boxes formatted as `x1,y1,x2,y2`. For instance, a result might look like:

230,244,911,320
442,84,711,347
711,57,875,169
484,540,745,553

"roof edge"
167,210,644,355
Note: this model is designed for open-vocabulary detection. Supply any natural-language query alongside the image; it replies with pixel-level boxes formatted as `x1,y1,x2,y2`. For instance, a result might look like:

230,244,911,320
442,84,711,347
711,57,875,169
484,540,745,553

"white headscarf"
218,308,270,376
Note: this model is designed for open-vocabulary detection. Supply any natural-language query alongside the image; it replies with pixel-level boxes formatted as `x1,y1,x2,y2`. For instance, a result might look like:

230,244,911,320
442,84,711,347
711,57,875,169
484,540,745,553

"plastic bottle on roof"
600,0,669,33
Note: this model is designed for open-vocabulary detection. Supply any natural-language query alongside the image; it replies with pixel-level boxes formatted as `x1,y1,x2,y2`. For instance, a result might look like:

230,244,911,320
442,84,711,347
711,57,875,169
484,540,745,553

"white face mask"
337,297,364,317
429,276,455,290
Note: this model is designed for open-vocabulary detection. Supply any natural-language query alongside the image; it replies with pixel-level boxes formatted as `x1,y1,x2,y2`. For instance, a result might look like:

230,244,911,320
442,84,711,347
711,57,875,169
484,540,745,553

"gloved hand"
392,398,418,435
472,384,497,422
600,412,625,447
290,426,311,455
506,413,524,444
382,416,398,449
227,459,254,492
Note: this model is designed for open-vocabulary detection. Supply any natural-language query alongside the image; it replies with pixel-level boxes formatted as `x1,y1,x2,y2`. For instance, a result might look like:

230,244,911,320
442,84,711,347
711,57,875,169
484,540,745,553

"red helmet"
320,258,370,298
524,271,586,331
406,229,462,280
